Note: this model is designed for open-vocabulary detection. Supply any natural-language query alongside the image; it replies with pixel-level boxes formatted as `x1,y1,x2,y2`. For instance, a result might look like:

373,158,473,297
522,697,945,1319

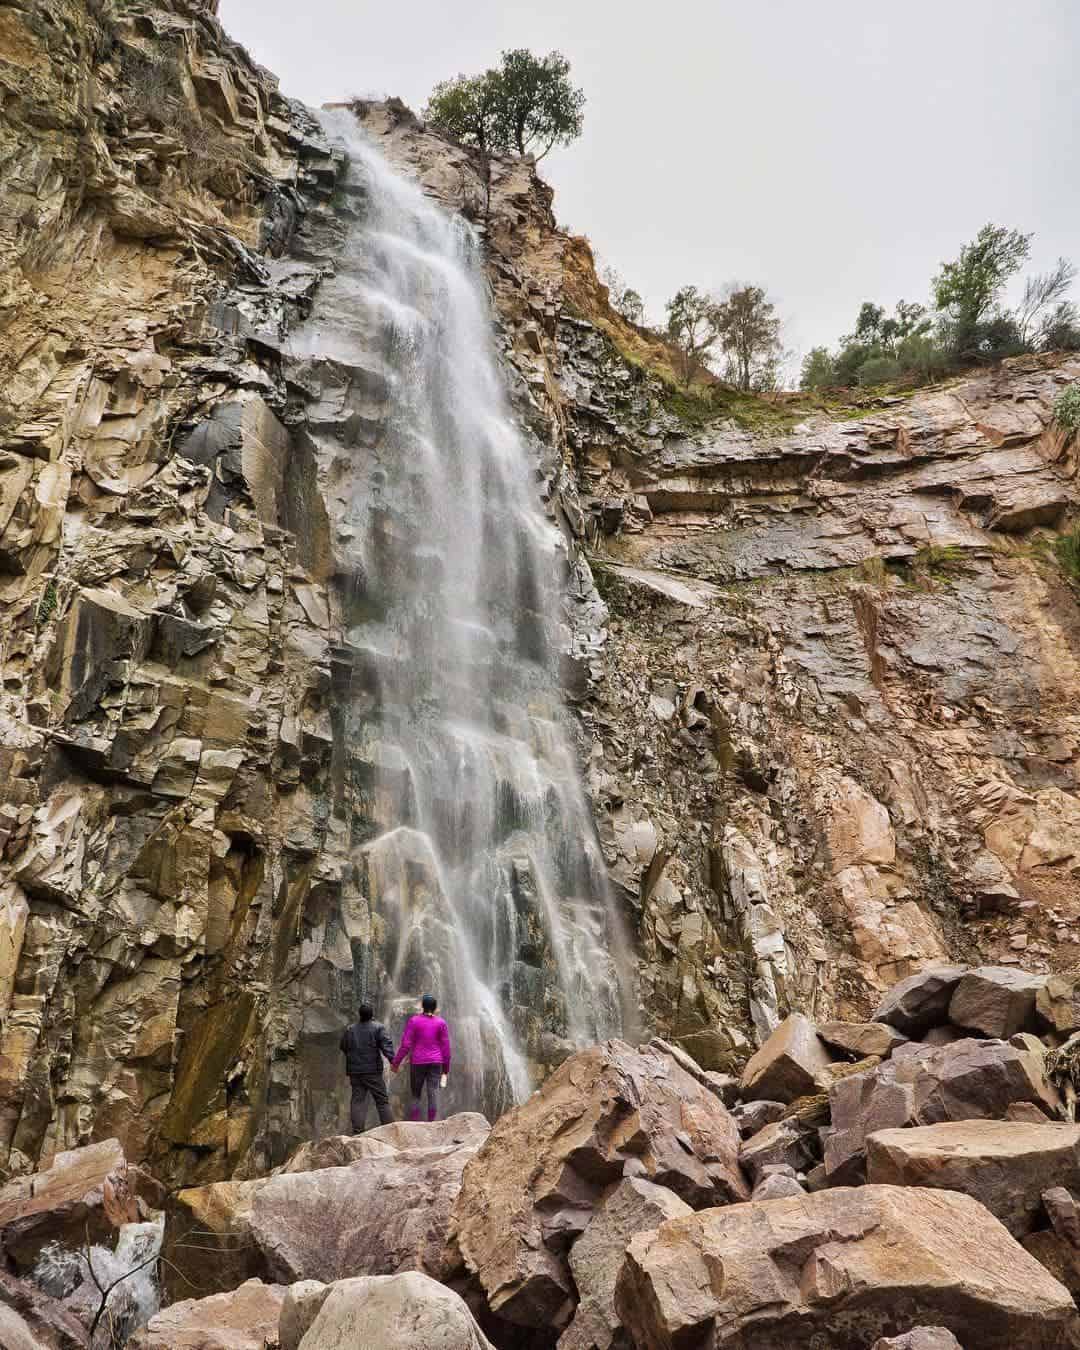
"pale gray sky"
220,0,1079,370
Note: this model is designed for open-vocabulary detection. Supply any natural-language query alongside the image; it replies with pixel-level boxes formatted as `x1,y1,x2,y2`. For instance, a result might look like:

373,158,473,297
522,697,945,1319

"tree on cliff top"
665,286,722,384
715,284,783,391
425,49,584,161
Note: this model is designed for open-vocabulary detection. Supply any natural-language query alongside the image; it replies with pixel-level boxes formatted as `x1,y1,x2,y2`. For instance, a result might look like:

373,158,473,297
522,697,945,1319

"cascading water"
295,108,627,1116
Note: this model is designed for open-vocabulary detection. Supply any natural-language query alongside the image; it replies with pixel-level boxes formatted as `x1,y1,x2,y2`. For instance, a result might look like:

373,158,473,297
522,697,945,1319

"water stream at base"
297,108,628,1116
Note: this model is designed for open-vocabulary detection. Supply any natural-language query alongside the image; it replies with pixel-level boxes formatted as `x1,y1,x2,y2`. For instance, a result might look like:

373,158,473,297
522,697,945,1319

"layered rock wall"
2,7,1080,1187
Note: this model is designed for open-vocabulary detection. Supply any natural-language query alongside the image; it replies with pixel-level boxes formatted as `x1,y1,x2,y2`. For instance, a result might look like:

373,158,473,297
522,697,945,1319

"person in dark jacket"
340,1003,395,1131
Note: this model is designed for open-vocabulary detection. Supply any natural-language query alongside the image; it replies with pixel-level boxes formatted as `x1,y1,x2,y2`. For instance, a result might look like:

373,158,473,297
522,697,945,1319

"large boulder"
873,966,967,1036
0,1139,157,1273
866,1120,1080,1237
450,1041,747,1331
614,1185,1080,1349
739,1014,834,1104
824,1037,1060,1182
558,1177,691,1350
279,1272,494,1350
127,1279,286,1350
949,967,1046,1038
162,1113,488,1298
819,1020,908,1060
1036,976,1080,1036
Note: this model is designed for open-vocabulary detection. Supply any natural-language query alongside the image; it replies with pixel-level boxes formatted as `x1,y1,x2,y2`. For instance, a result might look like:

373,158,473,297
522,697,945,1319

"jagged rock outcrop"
2,0,1080,1194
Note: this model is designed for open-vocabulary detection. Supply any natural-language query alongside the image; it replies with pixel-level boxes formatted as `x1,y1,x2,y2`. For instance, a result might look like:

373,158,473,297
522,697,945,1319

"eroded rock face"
614,1185,1080,1349
450,1041,747,1330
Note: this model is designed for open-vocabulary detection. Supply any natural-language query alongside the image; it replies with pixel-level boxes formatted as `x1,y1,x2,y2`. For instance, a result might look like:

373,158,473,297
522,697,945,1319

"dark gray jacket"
340,1020,394,1077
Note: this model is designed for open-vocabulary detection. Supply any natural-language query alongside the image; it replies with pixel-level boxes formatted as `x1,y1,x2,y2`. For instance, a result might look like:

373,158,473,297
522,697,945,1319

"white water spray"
298,109,627,1115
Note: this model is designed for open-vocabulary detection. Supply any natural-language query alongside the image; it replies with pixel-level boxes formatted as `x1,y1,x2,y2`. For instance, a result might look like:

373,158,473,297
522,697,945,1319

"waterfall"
296,108,627,1116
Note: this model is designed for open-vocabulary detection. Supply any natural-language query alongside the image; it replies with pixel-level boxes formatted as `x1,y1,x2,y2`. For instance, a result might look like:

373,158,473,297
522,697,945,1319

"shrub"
896,332,950,383
1053,384,1080,435
855,355,902,387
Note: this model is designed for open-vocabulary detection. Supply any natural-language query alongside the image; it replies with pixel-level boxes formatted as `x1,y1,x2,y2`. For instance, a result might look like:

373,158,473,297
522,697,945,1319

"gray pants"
350,1073,392,1131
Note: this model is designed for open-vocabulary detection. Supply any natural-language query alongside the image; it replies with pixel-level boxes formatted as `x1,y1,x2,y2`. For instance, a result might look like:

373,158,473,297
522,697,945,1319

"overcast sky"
220,0,1079,371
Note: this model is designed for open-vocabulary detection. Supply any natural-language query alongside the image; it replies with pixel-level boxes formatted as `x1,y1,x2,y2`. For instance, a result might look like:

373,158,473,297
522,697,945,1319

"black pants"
409,1063,442,1118
350,1073,392,1131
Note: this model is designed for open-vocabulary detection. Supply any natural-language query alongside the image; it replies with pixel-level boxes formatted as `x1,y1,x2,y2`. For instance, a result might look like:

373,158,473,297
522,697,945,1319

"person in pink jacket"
391,993,452,1121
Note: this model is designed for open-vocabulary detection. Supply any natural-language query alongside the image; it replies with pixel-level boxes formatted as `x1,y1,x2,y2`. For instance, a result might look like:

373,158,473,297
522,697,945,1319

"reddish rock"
950,966,1046,1038
127,1279,286,1350
824,1037,1060,1182
1024,1231,1080,1306
873,966,967,1036
0,1270,87,1349
614,1185,1080,1349
739,1014,834,1104
866,1120,1080,1236
451,1041,747,1331
1044,1186,1080,1246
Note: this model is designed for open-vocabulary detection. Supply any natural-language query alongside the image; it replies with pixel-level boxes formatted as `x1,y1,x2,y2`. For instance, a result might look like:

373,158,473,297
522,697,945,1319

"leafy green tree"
495,49,585,160
800,346,836,390
932,224,1031,360
618,288,645,325
665,285,722,383
424,70,502,159
714,284,783,391
425,49,584,163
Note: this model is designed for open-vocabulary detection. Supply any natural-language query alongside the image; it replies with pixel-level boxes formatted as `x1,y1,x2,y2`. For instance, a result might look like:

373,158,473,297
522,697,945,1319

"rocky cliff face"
2,7,1079,1189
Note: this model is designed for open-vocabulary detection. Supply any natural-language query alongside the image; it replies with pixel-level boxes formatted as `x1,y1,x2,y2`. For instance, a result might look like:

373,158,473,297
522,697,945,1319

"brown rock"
280,1272,494,1350
0,1270,87,1350
739,1014,834,1104
1045,1186,1080,1246
866,1120,1080,1236
250,1138,475,1284
751,1171,805,1199
824,1038,1061,1182
0,1139,146,1272
819,1020,908,1059
127,1279,286,1350
871,1332,964,1350
873,966,968,1036
950,966,1046,1038
1023,1231,1080,1306
614,1185,1080,1349
1037,976,1080,1036
451,1041,748,1330
163,1114,485,1298
558,1177,691,1350
730,1099,785,1139
739,1117,818,1182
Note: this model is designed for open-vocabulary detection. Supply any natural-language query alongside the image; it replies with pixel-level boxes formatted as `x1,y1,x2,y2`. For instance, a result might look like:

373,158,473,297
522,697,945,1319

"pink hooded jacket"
391,1014,451,1072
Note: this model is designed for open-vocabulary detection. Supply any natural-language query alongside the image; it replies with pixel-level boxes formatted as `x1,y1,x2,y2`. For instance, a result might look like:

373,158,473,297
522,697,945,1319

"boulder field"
5,966,1080,1347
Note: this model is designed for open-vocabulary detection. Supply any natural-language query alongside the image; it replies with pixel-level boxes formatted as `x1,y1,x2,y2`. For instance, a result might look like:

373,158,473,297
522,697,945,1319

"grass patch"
1055,526,1080,582
36,580,58,625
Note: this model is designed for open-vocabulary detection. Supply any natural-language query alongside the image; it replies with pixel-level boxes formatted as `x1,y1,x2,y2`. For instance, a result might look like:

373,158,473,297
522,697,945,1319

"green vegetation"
802,225,1079,393
1056,527,1080,582
36,580,58,625
1054,384,1080,435
424,49,584,161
